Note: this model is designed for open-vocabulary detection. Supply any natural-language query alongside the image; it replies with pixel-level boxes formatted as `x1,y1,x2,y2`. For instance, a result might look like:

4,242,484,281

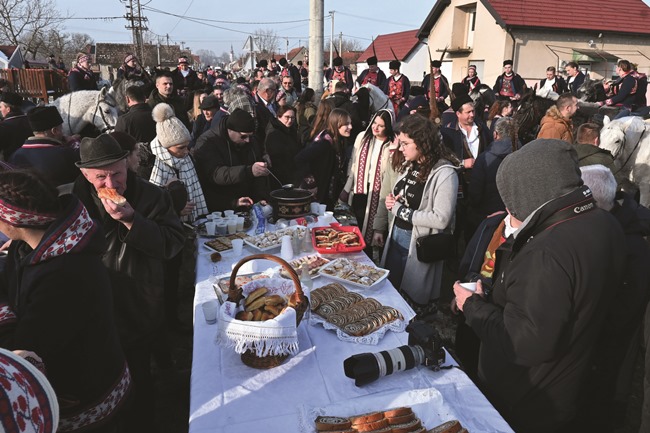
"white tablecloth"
190,230,514,433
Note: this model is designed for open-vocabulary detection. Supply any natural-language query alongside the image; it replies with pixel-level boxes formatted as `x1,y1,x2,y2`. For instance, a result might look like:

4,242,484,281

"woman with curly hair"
381,114,459,317
295,108,352,209
487,99,514,136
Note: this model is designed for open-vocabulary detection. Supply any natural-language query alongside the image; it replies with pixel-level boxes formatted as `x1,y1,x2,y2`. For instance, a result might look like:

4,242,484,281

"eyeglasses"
281,115,296,120
239,133,254,140
398,141,414,149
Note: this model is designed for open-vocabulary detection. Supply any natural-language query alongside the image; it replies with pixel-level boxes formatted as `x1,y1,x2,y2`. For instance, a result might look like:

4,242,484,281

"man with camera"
453,139,626,433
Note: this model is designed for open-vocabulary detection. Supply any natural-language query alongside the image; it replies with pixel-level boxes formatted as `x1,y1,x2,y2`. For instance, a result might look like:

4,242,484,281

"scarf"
149,137,208,222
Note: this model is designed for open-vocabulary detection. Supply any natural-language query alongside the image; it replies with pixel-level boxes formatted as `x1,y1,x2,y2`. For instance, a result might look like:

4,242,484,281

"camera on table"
343,320,446,386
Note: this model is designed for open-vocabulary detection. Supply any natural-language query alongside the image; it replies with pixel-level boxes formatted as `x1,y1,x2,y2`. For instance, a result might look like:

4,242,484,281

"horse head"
600,116,647,160
469,84,496,116
514,89,555,144
361,83,394,117
109,79,146,114
93,87,119,133
577,77,605,102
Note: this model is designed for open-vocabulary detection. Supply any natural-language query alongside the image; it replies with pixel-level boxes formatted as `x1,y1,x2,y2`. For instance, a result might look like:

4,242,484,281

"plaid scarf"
149,137,208,222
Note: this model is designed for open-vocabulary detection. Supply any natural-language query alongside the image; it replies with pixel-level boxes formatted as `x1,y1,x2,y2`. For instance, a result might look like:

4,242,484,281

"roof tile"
357,30,420,62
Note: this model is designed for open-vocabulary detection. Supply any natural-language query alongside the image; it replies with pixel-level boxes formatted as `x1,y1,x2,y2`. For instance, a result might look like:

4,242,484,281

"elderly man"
493,60,526,102
565,61,586,95
0,91,31,160
10,106,79,186
71,134,185,432
170,56,200,99
192,94,220,143
253,77,278,141
114,85,156,143
537,92,579,142
193,108,269,211
278,57,301,94
356,55,387,90
454,139,626,433
148,72,191,129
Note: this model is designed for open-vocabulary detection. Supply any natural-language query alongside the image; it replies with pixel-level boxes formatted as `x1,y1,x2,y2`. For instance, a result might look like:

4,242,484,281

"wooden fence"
0,68,69,102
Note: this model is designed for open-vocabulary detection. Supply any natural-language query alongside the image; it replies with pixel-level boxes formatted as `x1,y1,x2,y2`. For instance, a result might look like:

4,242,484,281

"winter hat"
199,95,219,110
366,56,378,66
0,348,59,433
27,106,63,132
333,57,343,67
76,133,129,168
451,94,473,112
152,103,191,148
0,91,23,107
279,58,288,67
226,108,255,133
496,138,583,220
389,60,401,70
431,60,442,68
451,82,467,98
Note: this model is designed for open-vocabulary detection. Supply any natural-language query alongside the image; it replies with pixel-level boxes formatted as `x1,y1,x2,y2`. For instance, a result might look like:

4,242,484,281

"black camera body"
406,320,446,369
343,320,446,386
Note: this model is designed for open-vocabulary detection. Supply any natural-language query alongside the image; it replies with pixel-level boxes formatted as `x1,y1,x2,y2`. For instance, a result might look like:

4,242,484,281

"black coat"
539,77,567,93
567,71,586,95
68,67,97,92
9,137,80,186
493,73,526,97
148,89,191,130
114,103,157,143
463,186,626,433
0,195,130,428
0,112,31,160
264,118,300,186
72,172,185,345
193,116,270,211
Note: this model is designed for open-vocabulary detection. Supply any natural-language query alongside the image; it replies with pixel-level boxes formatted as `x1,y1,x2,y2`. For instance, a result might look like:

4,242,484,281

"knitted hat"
496,139,583,221
333,57,343,67
451,94,473,112
0,348,59,433
503,59,513,66
27,106,63,131
124,54,136,64
76,53,90,63
468,64,477,71
431,60,442,68
152,103,191,148
366,56,378,66
178,56,189,65
389,60,401,70
76,133,129,168
226,108,255,133
0,91,23,107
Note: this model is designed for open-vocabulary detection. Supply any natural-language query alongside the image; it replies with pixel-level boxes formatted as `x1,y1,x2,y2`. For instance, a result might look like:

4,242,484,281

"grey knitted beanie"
152,103,191,148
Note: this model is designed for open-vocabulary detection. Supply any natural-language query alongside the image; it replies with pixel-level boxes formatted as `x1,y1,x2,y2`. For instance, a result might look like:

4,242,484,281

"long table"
189,230,514,433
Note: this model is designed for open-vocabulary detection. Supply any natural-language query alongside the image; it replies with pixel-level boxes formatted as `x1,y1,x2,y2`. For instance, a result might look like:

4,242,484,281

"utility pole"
286,38,289,58
339,32,343,55
328,10,334,68
310,0,325,98
123,0,148,65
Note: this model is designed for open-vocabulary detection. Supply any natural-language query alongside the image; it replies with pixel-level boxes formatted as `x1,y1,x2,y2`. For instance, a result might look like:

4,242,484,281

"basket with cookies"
217,254,309,369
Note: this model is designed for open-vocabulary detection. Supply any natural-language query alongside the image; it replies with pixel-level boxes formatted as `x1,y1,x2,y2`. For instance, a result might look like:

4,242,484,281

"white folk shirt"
460,124,480,159
543,78,556,92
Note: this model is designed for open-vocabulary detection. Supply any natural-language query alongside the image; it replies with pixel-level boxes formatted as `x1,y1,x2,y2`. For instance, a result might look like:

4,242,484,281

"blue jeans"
385,226,411,289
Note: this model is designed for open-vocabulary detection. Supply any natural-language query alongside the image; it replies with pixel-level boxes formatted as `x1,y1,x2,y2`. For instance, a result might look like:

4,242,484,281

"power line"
141,7,312,25
168,0,195,35
335,11,418,28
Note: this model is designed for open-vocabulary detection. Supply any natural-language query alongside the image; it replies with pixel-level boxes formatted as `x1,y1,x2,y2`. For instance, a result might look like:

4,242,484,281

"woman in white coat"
381,114,459,317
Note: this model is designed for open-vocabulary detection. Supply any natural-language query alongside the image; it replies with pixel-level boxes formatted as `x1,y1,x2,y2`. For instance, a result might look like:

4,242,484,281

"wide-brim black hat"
75,133,129,168
0,91,23,107
27,106,63,131
451,94,474,112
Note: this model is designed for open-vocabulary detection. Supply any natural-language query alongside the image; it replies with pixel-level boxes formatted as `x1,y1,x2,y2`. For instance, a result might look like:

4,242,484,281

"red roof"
0,46,18,59
357,30,420,63
287,47,304,60
485,0,650,35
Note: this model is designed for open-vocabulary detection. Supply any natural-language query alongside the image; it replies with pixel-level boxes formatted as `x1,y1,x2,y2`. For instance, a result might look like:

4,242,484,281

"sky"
55,0,432,57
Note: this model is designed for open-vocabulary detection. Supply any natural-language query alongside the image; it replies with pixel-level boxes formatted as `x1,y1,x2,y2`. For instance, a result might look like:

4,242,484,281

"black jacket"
264,117,301,186
68,67,97,92
567,72,586,95
493,73,526,97
327,91,362,140
9,137,80,186
0,195,130,428
114,103,157,143
193,116,270,211
148,89,191,130
0,111,31,160
72,172,185,345
539,76,567,93
463,186,626,433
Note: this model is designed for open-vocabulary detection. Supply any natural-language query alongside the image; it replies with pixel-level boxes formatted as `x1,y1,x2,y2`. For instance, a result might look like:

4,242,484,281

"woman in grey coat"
381,114,459,316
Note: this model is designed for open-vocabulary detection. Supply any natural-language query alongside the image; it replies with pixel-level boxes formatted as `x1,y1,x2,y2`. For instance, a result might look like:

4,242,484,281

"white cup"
280,235,294,261
216,221,228,235
318,204,327,216
206,214,217,221
231,239,244,255
224,210,235,217
310,202,320,215
227,219,237,234
211,211,223,218
204,221,217,236
236,217,245,231
459,282,477,292
201,300,219,324
323,211,334,224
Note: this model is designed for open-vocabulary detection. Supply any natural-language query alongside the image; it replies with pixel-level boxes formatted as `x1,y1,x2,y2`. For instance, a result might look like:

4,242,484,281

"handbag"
415,232,455,263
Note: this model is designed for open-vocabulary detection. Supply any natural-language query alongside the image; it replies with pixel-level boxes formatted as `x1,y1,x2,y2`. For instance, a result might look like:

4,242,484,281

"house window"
466,9,476,48
451,4,477,50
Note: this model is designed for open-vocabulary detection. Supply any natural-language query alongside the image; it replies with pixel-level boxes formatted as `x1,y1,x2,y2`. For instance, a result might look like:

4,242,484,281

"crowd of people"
0,50,649,433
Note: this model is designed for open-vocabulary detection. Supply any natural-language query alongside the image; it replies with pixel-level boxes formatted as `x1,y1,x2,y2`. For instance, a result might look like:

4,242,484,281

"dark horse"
513,89,555,144
576,77,607,103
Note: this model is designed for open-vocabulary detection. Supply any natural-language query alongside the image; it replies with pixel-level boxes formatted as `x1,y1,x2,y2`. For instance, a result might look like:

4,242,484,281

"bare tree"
195,49,219,67
253,28,279,55
325,37,364,53
0,0,62,58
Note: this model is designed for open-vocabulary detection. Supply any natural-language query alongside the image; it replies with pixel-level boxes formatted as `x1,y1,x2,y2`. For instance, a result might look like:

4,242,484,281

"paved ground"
152,241,646,433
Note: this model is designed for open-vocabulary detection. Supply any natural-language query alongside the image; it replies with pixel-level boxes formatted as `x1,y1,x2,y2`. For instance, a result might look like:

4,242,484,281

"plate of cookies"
318,258,389,289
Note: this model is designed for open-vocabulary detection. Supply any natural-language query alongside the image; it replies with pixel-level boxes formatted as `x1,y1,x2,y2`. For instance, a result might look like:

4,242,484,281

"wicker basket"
228,254,309,369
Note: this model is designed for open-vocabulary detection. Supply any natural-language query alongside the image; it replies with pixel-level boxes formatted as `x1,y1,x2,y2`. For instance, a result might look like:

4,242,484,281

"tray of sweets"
311,223,366,254
203,233,250,253
244,226,307,251
279,254,331,279
318,258,389,289
216,271,272,294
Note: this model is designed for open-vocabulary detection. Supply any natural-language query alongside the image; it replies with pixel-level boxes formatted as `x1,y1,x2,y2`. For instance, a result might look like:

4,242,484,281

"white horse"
362,83,394,117
599,116,650,206
51,88,119,136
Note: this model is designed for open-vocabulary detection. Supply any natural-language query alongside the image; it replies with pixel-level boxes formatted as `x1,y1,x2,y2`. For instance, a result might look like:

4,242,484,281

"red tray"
311,223,366,254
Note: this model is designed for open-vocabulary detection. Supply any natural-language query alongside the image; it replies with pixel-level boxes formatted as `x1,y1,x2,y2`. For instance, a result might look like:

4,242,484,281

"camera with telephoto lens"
343,320,446,386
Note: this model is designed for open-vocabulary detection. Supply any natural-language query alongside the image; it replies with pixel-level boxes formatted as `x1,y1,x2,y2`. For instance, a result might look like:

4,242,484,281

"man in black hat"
356,56,387,91
115,85,156,143
325,56,353,93
386,60,410,113
0,91,31,160
278,57,302,95
71,133,185,432
193,108,270,211
192,94,220,143
422,60,450,111
454,139,626,433
493,60,526,102
9,106,80,186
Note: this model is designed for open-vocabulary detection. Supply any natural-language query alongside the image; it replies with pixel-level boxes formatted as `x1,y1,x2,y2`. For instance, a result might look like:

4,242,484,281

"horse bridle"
613,128,646,176
92,96,115,133
368,89,390,111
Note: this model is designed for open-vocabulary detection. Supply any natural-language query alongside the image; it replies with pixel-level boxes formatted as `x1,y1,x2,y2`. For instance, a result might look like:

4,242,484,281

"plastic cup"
206,214,217,221
236,217,245,232
227,219,237,234
201,300,219,324
310,202,320,215
318,204,327,216
231,239,244,256
216,221,228,235
224,210,235,217
204,221,217,236
211,211,223,218
323,211,334,224
280,235,294,261
459,282,477,292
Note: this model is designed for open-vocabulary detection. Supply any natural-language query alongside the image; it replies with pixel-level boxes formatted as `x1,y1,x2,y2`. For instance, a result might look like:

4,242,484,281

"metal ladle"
266,168,294,190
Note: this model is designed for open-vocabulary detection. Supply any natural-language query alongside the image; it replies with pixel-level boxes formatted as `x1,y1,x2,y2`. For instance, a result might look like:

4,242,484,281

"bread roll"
97,187,127,206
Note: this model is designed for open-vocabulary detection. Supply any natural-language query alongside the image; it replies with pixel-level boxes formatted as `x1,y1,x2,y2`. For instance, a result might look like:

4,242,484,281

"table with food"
189,206,514,433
